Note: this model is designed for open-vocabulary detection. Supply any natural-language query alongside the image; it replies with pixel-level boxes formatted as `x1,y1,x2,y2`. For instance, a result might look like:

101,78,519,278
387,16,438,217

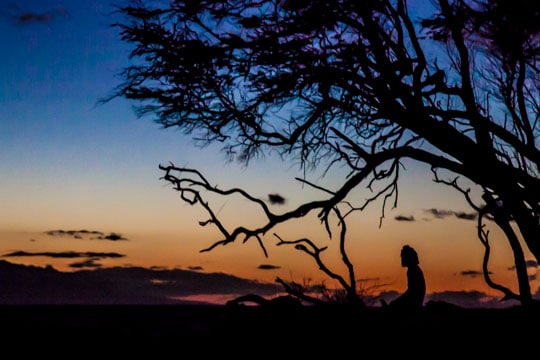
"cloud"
46,229,103,237
453,211,477,220
425,208,455,219
2,4,68,25
394,215,415,222
69,258,103,269
508,260,539,281
3,249,126,269
358,276,382,282
98,232,127,241
459,270,488,277
508,260,539,271
2,250,125,259
268,193,286,205
422,208,477,221
258,264,280,270
45,229,127,241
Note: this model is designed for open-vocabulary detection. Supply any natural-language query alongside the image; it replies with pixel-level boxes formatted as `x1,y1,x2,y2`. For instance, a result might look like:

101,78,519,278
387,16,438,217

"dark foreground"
2,304,537,354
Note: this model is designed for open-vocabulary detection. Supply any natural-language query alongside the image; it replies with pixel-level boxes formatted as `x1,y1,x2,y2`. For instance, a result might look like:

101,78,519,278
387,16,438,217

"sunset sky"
1,0,537,307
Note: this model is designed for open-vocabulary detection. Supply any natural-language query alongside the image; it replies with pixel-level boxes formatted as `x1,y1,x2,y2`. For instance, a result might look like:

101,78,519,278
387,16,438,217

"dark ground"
2,303,537,355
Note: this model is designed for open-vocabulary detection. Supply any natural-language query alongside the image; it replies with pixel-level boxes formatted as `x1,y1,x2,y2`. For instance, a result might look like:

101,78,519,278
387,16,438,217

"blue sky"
1,1,206,233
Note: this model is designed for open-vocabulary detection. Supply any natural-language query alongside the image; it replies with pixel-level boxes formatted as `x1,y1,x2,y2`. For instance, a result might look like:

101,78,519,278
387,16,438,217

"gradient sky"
0,0,538,307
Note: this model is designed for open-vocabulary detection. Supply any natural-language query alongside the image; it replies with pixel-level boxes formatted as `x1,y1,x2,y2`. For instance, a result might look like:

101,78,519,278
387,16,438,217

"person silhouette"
384,245,426,313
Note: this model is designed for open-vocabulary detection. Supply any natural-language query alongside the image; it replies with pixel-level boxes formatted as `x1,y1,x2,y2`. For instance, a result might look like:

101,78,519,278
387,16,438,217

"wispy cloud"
459,270,486,277
395,208,477,222
453,211,477,220
425,208,455,219
426,208,477,221
2,4,68,25
46,229,103,238
2,250,125,259
45,229,127,241
508,260,539,271
2,250,125,269
508,260,539,281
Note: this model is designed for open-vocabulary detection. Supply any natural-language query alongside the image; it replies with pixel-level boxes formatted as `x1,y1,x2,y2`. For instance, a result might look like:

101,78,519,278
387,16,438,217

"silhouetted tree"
107,0,539,306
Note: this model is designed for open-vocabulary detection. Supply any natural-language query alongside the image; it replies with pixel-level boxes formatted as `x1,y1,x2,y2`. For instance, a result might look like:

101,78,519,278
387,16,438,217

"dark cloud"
425,208,454,219
2,251,125,259
69,258,103,269
508,260,539,281
2,4,68,25
358,276,382,282
98,232,127,241
46,229,103,237
45,229,127,241
508,260,539,271
0,260,283,305
16,12,53,23
394,215,415,222
268,193,286,205
459,270,485,277
453,212,477,220
258,264,280,270
423,208,478,221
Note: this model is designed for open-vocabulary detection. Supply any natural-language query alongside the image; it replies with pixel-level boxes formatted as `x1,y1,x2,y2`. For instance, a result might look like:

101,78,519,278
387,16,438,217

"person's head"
401,245,419,267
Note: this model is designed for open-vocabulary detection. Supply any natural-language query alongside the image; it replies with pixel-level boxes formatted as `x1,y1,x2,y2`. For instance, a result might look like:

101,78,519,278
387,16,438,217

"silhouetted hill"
1,302,537,356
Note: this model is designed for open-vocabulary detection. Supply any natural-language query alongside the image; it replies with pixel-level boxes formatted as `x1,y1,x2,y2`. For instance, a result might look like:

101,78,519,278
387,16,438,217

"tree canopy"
108,0,540,306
